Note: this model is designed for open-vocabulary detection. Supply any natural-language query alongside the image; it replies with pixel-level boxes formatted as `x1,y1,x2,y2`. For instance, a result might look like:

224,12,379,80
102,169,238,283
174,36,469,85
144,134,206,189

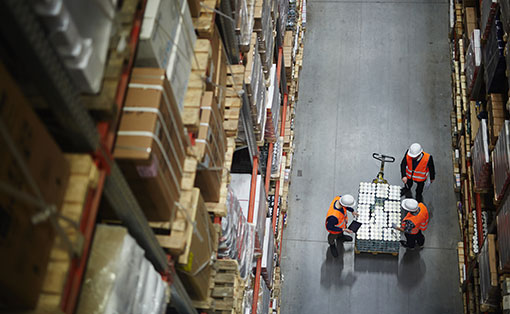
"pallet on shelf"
192,0,220,39
192,259,245,313
205,138,235,217
26,154,99,314
488,93,506,147
81,0,140,120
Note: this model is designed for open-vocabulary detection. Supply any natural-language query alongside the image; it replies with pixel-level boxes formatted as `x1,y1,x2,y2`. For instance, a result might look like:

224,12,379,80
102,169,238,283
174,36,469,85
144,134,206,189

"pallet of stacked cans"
355,183,401,255
472,119,491,192
492,121,510,203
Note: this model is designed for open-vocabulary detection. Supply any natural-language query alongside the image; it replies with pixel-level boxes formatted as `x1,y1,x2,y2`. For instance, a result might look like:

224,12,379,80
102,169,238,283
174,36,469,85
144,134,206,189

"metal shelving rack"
0,1,196,313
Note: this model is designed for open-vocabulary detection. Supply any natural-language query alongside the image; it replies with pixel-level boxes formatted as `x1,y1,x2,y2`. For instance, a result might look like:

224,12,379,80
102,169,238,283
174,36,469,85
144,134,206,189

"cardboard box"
137,0,197,110
114,68,188,221
0,63,70,309
177,191,217,301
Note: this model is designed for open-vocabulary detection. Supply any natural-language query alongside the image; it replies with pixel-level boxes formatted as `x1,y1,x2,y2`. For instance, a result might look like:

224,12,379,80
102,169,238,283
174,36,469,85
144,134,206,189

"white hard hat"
339,194,356,207
401,199,419,212
407,143,423,158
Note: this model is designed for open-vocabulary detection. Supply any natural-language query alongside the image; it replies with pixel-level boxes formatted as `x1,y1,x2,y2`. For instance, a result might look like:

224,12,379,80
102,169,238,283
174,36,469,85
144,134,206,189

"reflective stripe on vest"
401,203,429,234
406,152,430,182
325,196,348,234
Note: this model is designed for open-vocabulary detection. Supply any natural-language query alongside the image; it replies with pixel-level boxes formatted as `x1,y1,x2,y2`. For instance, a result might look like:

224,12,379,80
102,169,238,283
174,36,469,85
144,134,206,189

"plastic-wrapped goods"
480,0,499,39
478,235,499,309
137,0,197,110
498,196,510,271
270,138,283,177
483,13,507,93
472,120,491,191
257,279,271,314
231,174,268,248
239,223,257,279
219,185,246,259
261,218,275,288
279,0,289,36
265,65,281,142
77,225,166,314
237,0,256,48
492,121,510,202
465,29,482,97
33,0,117,93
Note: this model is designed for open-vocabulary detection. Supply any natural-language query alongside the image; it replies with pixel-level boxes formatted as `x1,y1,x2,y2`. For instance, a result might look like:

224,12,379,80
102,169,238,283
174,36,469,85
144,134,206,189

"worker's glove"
353,211,359,218
391,223,398,229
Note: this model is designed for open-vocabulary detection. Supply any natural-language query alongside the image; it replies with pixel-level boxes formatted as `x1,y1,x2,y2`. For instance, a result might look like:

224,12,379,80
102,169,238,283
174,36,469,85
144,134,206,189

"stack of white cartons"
265,64,281,142
261,218,275,288
137,0,197,110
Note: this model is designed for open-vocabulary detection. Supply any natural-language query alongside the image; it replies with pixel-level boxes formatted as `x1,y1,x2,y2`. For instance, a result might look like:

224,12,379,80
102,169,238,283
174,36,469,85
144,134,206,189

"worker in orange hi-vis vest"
325,194,358,257
392,199,429,249
400,143,435,203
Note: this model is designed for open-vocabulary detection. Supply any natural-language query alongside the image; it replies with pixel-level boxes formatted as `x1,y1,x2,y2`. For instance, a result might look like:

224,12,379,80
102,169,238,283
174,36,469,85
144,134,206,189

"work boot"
416,194,423,203
330,244,339,257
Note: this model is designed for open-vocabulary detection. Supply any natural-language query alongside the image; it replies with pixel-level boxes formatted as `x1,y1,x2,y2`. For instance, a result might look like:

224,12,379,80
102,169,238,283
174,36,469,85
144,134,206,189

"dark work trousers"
402,179,425,202
328,232,352,245
404,230,425,248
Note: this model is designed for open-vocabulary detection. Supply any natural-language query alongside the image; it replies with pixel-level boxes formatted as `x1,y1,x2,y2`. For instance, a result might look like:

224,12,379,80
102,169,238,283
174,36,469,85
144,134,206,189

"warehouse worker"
400,143,435,202
392,199,429,249
325,194,359,257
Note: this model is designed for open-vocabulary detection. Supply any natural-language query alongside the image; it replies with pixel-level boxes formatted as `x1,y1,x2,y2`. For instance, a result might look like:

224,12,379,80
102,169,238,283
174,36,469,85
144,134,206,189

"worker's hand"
391,223,398,229
353,211,359,218
402,177,408,184
344,229,354,234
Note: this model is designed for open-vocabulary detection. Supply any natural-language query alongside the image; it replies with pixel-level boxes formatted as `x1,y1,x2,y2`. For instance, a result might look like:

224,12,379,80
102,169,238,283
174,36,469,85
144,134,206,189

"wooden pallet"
23,154,99,314
81,0,141,120
193,259,245,313
354,249,399,257
205,138,235,217
193,0,220,39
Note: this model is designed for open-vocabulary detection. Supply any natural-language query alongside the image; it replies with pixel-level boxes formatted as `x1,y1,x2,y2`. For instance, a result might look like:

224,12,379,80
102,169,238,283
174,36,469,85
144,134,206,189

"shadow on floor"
353,252,399,274
320,243,357,288
397,249,427,289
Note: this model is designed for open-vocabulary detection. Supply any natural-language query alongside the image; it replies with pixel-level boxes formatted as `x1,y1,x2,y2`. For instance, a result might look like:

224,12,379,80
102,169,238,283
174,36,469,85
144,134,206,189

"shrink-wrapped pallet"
472,120,491,191
492,121,510,201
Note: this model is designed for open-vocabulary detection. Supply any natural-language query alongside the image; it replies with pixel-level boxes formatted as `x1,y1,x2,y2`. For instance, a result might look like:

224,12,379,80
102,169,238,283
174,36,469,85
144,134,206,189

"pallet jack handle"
372,153,395,163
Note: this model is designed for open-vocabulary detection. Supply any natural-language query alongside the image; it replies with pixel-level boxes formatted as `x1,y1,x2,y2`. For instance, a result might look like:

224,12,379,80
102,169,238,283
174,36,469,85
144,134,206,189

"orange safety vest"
325,196,348,234
401,203,429,234
406,152,430,182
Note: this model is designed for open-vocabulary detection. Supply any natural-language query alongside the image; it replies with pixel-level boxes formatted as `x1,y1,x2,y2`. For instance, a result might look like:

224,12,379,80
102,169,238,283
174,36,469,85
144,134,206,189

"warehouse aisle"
281,1,463,313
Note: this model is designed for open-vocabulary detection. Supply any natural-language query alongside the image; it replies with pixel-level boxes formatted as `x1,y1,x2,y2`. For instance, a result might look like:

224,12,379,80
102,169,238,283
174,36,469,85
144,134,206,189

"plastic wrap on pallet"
481,0,499,39
265,64,281,141
261,218,275,288
478,236,499,308
239,223,256,280
472,119,491,191
238,0,256,47
466,29,482,97
356,183,401,253
256,278,271,314
492,121,510,201
76,225,166,314
231,174,268,247
279,0,289,36
137,0,197,110
498,197,510,271
33,0,117,93
502,0,510,33
483,13,507,93
271,137,283,177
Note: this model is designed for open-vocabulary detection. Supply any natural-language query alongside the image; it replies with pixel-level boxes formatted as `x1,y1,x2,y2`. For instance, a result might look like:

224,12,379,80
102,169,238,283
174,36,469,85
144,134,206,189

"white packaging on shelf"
137,0,196,110
261,218,275,288
231,174,268,247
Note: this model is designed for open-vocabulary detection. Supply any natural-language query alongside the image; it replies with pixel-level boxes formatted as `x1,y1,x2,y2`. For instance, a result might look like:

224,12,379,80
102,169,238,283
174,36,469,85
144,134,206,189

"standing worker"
400,143,435,202
325,194,359,257
392,199,429,249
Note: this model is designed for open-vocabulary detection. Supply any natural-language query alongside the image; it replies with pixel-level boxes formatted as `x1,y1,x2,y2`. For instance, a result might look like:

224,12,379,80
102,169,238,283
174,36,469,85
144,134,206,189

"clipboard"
348,221,362,233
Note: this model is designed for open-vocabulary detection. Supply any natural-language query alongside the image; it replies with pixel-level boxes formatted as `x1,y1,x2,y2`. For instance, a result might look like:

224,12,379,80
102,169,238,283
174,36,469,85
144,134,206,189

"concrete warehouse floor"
280,1,463,313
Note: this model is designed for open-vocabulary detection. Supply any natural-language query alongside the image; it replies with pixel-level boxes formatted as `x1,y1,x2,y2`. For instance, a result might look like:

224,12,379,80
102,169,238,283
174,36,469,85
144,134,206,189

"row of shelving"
449,1,510,313
0,0,306,312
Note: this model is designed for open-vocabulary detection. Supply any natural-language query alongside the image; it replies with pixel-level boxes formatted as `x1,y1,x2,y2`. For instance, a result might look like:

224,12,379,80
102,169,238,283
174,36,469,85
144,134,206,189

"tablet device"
348,221,362,233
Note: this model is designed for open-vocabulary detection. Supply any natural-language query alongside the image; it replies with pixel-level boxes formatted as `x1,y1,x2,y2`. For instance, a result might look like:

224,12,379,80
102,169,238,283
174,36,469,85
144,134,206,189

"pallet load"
237,0,256,52
465,29,482,99
114,68,189,223
478,235,499,311
483,14,507,94
76,225,167,314
218,185,256,280
492,121,510,202
498,196,510,272
480,0,498,40
265,64,282,142
488,94,506,146
137,0,197,111
472,120,491,192
231,174,268,249
0,64,70,310
261,218,275,288
355,183,402,255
